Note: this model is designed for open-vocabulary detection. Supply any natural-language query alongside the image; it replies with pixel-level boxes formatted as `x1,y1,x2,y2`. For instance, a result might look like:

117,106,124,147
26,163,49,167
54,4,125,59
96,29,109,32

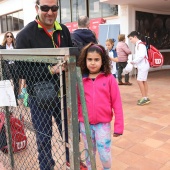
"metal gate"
0,48,84,170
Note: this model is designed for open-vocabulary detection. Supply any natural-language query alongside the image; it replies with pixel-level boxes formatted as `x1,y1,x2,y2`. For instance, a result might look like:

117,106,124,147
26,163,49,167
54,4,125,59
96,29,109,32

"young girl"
105,38,118,78
78,43,124,170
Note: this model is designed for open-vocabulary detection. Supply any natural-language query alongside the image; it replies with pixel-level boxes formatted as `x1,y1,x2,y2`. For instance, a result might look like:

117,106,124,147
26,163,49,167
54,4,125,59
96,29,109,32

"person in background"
0,31,20,102
128,31,150,106
15,0,87,170
78,43,124,170
116,34,132,85
0,31,27,100
71,16,98,48
0,31,15,49
105,38,118,78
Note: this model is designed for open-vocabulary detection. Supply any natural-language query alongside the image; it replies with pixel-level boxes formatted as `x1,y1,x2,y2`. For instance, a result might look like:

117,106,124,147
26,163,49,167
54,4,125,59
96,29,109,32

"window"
59,0,71,23
89,0,118,19
0,10,24,33
72,0,87,22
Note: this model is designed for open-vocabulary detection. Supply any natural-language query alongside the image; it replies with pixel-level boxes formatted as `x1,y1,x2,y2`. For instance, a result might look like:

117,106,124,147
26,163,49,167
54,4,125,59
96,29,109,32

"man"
15,0,73,170
71,16,98,50
128,31,150,106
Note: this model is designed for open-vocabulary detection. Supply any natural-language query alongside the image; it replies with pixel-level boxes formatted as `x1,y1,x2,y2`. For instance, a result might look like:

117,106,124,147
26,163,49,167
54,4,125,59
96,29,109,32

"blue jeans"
29,96,69,170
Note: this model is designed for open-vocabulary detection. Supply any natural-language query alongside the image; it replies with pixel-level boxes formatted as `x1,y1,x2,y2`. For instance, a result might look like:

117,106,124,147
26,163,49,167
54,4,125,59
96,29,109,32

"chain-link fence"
0,48,88,170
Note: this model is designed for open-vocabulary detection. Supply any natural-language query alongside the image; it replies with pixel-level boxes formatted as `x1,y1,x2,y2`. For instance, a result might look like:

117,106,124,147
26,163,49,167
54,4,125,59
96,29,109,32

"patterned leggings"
80,122,111,170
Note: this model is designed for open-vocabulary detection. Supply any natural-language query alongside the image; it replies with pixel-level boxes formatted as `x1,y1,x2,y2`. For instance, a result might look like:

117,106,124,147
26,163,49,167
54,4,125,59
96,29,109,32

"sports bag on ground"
139,36,164,68
0,112,27,153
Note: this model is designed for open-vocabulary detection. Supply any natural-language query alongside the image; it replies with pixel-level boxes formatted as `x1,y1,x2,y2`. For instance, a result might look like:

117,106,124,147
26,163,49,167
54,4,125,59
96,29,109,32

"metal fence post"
5,106,15,169
65,55,80,170
76,67,97,170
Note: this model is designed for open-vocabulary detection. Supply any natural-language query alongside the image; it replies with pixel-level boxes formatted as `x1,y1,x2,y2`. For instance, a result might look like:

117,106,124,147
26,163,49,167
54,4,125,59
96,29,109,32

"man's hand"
50,63,65,74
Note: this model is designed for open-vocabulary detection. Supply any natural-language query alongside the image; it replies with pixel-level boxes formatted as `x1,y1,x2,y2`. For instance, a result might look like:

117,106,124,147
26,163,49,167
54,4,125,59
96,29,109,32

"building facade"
0,0,169,69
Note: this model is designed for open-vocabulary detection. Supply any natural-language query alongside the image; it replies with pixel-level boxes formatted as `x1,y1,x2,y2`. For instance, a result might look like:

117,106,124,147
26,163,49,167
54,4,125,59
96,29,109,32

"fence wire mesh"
0,48,82,170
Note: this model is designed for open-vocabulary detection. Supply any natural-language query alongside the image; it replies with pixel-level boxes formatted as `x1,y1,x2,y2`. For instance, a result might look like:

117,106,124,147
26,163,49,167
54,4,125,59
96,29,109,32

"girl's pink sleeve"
110,76,124,134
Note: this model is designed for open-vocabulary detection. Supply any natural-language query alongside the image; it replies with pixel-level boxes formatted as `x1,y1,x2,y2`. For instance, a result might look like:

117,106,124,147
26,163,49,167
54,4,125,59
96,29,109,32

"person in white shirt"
105,38,118,78
128,31,150,106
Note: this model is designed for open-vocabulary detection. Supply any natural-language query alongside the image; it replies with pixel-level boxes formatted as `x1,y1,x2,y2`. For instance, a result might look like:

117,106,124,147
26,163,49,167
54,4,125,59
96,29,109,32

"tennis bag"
139,36,164,68
0,112,27,153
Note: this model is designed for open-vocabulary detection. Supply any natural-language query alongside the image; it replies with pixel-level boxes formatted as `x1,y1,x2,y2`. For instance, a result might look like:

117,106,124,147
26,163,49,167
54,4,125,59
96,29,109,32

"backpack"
0,112,27,153
139,37,164,68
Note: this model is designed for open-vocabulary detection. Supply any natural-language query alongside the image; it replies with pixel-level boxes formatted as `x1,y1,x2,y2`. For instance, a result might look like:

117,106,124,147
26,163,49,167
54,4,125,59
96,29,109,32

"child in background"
128,31,150,106
105,38,118,78
78,43,124,170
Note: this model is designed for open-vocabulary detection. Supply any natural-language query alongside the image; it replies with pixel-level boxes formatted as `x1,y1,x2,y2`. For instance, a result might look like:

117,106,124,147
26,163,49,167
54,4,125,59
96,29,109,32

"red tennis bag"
0,112,27,153
139,36,164,68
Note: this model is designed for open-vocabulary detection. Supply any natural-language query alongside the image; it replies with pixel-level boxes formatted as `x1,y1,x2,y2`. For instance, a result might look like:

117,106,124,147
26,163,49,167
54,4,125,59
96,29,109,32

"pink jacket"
116,41,131,62
78,73,124,134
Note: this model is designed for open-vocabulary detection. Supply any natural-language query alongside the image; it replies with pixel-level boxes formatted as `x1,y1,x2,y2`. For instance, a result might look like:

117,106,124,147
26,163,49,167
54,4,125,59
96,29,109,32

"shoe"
66,162,70,169
124,82,132,85
137,98,150,106
80,162,87,170
118,81,125,85
66,162,87,170
137,98,150,103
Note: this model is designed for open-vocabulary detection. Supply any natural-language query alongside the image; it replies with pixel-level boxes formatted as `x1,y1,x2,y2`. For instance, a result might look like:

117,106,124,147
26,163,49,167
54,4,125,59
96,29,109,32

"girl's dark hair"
78,42,111,75
128,31,141,39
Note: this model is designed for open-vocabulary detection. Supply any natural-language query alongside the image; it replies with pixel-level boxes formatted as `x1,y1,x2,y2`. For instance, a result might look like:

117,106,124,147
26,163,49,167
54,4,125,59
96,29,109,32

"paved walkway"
0,69,170,170
96,69,170,170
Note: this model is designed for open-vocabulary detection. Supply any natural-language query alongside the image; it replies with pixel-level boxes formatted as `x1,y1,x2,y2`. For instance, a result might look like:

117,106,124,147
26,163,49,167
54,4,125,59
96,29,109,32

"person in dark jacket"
71,16,98,47
0,32,21,101
0,31,15,49
15,0,72,170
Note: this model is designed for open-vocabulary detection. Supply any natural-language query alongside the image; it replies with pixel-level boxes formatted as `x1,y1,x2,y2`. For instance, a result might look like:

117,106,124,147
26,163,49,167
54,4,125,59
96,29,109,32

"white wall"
0,0,36,42
0,0,23,16
22,0,36,26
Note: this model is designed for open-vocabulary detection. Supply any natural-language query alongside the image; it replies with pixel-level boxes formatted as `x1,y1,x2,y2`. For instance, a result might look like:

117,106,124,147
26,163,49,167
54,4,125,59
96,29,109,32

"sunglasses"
7,35,13,38
37,5,59,12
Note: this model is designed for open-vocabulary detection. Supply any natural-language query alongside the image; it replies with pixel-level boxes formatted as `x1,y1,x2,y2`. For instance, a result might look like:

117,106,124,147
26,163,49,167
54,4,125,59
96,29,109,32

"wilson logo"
154,59,162,64
16,140,26,149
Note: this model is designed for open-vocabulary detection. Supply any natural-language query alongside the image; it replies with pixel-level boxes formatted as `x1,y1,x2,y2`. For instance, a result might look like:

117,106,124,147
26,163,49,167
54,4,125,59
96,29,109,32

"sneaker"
137,98,150,106
66,162,70,170
137,98,150,103
80,162,87,170
66,162,87,170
